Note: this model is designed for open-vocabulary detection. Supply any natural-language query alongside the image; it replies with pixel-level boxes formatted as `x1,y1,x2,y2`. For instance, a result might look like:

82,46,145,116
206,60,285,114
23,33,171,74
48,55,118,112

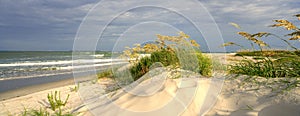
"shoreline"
0,71,98,100
0,53,231,100
0,77,74,101
0,78,90,116
0,65,113,100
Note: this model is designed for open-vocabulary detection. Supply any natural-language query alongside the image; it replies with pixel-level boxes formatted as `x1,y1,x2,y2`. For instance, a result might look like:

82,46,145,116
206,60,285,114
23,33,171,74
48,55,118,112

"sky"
0,0,299,52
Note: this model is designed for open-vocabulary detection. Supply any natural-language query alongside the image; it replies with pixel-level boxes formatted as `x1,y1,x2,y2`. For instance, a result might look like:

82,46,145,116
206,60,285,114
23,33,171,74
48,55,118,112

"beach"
0,80,91,116
1,53,300,116
2,0,300,115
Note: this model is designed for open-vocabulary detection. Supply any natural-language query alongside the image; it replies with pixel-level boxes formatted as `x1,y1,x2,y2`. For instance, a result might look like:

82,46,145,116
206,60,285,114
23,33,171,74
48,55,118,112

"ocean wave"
62,62,127,70
0,61,128,80
91,54,105,58
0,59,126,67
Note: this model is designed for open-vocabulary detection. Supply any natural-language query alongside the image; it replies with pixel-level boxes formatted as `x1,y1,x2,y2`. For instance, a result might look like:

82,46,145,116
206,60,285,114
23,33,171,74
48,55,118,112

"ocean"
0,51,125,80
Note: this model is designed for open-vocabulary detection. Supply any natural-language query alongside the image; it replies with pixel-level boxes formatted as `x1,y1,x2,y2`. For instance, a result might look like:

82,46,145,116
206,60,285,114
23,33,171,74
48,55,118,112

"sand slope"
0,84,91,116
1,72,300,116
206,76,300,116
81,77,223,116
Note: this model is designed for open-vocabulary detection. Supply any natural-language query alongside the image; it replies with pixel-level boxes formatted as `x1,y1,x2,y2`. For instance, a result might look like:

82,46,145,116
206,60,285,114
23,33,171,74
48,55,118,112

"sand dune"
81,77,223,116
1,58,300,115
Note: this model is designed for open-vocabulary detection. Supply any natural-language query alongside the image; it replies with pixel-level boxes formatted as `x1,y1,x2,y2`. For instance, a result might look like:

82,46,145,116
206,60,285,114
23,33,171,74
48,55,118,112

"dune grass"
97,69,113,79
224,14,300,93
20,91,76,116
236,50,300,58
22,108,50,116
98,32,213,82
229,57,300,78
130,49,179,80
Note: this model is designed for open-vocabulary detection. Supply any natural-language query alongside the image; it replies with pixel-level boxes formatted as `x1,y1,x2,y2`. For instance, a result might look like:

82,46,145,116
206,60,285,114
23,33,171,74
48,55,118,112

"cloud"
201,0,300,24
0,0,299,51
0,0,99,50
200,0,300,51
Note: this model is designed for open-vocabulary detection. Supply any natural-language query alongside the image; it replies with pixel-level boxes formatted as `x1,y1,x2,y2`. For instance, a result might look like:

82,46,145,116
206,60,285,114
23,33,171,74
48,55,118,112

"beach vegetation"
70,83,80,92
235,50,300,57
224,14,300,93
47,91,69,111
130,49,179,80
97,69,113,79
99,32,212,86
121,31,200,64
21,108,50,116
123,32,212,81
196,52,212,76
229,57,300,78
20,91,76,116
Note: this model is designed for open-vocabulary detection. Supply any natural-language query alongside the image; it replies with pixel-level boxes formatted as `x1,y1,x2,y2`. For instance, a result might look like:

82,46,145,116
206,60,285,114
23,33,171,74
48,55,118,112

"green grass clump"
294,50,300,56
70,83,79,92
130,57,153,80
21,91,76,116
229,57,300,78
102,50,212,82
236,50,299,58
130,49,179,80
21,107,75,116
22,108,50,116
226,15,300,79
47,91,69,111
196,52,212,76
230,58,278,77
273,57,300,76
130,49,212,80
150,49,179,66
97,69,113,79
120,32,212,81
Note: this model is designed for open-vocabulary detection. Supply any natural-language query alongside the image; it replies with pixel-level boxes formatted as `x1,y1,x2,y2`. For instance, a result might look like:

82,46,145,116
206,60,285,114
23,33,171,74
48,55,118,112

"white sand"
206,76,300,116
80,77,223,116
0,84,92,116
1,75,300,116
